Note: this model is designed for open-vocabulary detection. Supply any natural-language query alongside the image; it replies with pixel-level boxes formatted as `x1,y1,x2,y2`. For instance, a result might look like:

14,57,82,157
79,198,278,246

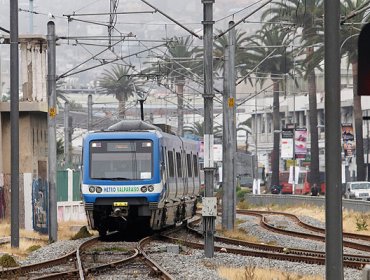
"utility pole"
10,0,19,248
64,101,70,165
0,55,2,98
88,94,92,131
222,21,236,230
202,0,216,258
254,87,258,193
29,0,34,34
108,0,118,48
47,21,58,243
325,0,343,277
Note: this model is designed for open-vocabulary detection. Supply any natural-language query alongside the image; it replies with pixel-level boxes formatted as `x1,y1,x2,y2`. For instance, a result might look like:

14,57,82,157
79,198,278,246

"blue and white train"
81,120,201,236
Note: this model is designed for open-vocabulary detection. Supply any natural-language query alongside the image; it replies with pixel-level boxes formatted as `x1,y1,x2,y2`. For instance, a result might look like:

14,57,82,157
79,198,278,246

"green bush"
26,245,42,253
356,214,368,231
236,188,249,201
71,226,93,240
0,254,18,267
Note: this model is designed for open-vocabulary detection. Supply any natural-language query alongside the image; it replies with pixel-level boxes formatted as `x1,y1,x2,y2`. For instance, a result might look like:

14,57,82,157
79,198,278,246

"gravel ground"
10,214,365,280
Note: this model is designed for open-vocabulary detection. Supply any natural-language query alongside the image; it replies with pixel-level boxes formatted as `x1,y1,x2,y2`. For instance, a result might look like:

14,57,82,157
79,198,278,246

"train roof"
107,120,162,132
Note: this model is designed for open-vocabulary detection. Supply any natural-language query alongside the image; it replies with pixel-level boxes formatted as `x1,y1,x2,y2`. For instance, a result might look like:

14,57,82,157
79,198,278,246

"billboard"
295,128,307,159
342,123,355,156
281,129,294,159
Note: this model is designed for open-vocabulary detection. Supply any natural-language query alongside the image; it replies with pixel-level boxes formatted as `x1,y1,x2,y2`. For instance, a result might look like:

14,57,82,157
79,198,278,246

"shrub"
26,245,42,253
355,214,368,231
0,254,18,267
236,188,249,201
71,226,93,240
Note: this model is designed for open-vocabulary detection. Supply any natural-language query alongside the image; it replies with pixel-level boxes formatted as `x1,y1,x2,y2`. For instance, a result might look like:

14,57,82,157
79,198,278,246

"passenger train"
80,120,201,236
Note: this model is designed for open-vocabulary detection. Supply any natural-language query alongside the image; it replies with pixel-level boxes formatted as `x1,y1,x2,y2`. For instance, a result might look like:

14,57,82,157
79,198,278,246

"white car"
344,181,370,200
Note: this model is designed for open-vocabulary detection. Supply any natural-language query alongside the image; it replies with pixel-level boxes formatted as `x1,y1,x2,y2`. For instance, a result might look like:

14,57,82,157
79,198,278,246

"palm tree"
56,80,70,108
240,25,296,188
340,0,369,180
262,0,324,189
213,29,249,73
184,120,223,139
146,36,202,136
98,65,136,119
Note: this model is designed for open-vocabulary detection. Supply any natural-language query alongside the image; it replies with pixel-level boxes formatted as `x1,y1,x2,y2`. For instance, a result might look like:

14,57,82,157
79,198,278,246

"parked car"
344,181,370,200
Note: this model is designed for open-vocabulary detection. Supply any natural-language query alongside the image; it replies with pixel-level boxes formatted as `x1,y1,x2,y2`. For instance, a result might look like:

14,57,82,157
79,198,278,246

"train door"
187,153,194,195
193,153,201,195
167,150,177,198
175,151,184,197
182,150,188,196
161,147,169,199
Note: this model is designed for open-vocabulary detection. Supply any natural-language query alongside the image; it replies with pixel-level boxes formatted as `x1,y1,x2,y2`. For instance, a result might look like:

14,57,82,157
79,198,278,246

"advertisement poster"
294,128,307,159
341,123,354,141
281,129,294,159
342,123,355,157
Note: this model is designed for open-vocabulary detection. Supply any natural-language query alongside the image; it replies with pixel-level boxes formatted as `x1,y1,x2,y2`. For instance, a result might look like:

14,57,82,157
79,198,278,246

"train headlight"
89,186,96,193
96,187,102,193
148,185,154,192
141,186,148,193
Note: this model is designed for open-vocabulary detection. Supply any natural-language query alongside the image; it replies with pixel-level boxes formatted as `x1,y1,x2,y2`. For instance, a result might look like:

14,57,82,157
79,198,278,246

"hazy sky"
1,0,261,35
0,0,263,88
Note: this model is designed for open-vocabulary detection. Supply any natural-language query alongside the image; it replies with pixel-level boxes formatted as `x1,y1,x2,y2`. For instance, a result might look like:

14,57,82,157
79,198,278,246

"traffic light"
358,23,370,96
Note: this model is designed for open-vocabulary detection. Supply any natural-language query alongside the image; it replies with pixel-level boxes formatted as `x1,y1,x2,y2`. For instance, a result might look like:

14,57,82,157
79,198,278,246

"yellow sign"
228,97,235,108
49,107,57,118
113,202,128,207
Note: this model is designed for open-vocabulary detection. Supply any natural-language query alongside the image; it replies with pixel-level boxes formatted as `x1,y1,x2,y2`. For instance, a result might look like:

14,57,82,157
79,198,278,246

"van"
344,181,370,200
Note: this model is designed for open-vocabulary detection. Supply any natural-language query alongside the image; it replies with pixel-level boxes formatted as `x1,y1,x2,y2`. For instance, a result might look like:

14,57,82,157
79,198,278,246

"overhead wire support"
66,17,111,27
63,11,156,17
58,42,167,79
215,0,273,39
109,0,119,47
58,34,136,40
58,37,126,79
140,0,201,39
0,26,10,34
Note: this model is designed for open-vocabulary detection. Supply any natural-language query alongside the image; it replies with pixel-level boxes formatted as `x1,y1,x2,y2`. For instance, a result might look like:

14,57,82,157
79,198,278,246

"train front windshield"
89,140,153,180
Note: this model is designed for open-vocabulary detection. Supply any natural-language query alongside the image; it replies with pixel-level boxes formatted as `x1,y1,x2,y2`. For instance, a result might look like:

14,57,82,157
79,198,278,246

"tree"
240,25,297,188
340,0,368,180
262,0,324,188
98,65,137,119
56,79,70,108
213,29,249,73
146,36,202,136
184,120,222,139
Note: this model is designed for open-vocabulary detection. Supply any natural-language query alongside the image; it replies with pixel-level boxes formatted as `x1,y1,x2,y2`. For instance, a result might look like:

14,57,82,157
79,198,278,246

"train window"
187,154,192,177
89,140,153,180
168,151,175,177
176,152,182,178
193,155,198,177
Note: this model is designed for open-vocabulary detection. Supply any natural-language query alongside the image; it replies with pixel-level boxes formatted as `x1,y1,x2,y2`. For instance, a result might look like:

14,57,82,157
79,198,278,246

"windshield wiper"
110,177,132,181
92,177,134,181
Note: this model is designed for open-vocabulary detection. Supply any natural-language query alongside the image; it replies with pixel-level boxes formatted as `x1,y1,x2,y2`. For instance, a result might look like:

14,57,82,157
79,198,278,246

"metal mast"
202,0,215,258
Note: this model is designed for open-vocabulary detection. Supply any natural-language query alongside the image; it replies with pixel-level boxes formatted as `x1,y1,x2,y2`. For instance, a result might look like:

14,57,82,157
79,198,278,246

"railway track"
0,233,174,280
237,209,370,253
157,213,370,270
1,209,369,278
